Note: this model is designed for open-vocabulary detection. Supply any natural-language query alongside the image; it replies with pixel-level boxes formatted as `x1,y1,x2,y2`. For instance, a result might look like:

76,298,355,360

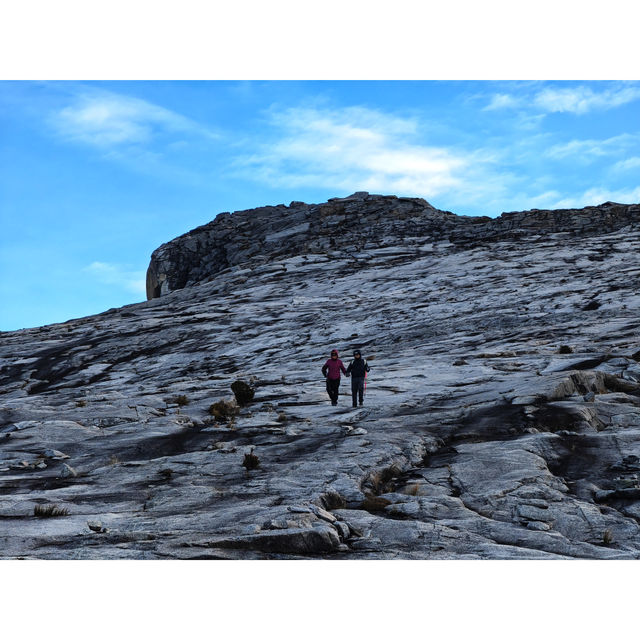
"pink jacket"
322,358,347,380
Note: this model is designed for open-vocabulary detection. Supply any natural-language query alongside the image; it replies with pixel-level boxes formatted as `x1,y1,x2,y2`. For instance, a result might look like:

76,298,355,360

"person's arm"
322,361,328,377
341,362,348,375
346,361,352,375
365,361,370,372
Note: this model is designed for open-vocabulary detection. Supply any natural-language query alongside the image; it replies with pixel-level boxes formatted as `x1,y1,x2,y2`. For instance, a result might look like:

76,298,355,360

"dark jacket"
346,358,370,378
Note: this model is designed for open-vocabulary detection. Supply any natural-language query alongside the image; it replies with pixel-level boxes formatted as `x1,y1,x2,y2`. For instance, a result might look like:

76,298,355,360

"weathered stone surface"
87,520,106,533
145,194,640,300
211,525,342,554
2,193,640,559
59,463,77,478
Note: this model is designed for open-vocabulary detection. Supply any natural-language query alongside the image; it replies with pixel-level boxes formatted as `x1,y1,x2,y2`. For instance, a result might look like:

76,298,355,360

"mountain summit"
2,195,640,559
146,193,640,300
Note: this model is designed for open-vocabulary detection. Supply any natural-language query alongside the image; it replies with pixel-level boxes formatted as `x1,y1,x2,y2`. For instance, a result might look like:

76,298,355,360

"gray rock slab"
2,196,640,558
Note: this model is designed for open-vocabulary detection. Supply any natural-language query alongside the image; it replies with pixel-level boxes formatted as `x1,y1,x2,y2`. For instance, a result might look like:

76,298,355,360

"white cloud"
237,106,475,198
613,156,640,173
551,186,640,209
483,93,521,111
544,139,609,160
52,90,217,148
524,190,564,209
544,133,640,160
534,85,640,114
544,133,639,160
84,262,146,295
483,83,640,116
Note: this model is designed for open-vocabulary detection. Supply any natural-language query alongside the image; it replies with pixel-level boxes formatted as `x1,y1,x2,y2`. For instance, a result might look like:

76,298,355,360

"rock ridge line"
146,193,640,299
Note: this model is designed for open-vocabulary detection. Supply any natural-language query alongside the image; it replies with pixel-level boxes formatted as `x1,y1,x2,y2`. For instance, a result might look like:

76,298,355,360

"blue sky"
2,79,640,331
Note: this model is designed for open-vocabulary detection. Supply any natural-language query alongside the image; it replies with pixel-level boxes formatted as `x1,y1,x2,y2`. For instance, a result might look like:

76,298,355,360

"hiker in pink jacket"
321,349,347,405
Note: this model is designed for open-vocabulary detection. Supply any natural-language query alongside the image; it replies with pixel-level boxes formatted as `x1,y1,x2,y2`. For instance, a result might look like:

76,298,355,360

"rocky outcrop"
450,200,640,244
146,192,472,299
2,193,640,559
146,193,640,299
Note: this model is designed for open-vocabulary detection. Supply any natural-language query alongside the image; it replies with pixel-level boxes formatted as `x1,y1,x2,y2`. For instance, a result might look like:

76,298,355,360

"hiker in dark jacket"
322,349,347,406
346,350,370,407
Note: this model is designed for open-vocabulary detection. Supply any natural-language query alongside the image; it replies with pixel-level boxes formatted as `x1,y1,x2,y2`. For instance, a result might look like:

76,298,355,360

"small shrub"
34,504,69,518
603,529,613,546
208,399,238,422
362,495,391,513
242,447,260,471
277,412,287,423
165,394,189,407
108,455,120,465
321,491,347,510
231,380,255,405
75,399,87,408
558,345,573,354
366,465,399,494
582,300,601,311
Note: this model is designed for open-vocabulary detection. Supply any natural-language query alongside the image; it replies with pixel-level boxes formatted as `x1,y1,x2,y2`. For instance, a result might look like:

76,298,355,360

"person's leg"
358,377,365,405
326,378,334,403
329,379,339,404
351,378,358,407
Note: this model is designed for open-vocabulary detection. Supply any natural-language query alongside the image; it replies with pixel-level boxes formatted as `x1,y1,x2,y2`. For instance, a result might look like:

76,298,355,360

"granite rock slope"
2,193,640,559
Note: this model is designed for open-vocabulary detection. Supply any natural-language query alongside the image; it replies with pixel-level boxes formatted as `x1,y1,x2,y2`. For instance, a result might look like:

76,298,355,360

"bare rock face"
146,192,640,299
145,193,454,299
2,193,640,559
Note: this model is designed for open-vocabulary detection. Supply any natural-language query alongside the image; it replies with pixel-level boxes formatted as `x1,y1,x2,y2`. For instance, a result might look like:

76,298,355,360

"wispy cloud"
535,85,640,114
51,89,217,148
46,87,222,186
236,106,481,198
552,186,640,209
484,83,640,115
84,262,146,296
544,133,639,160
612,156,640,173
483,93,521,111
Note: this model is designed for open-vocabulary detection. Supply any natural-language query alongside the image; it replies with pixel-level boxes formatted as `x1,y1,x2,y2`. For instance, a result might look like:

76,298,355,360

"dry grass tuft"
34,504,69,518
208,399,238,422
242,447,260,471
406,483,421,496
361,495,391,513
